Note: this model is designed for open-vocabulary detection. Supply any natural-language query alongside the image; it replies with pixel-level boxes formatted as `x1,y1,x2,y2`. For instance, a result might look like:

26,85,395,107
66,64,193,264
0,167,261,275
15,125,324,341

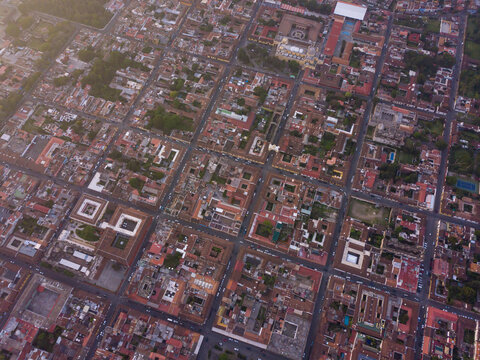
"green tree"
219,15,231,25
445,176,457,186
253,86,268,104
78,46,100,62
145,105,194,134
435,139,448,150
379,163,399,180
53,76,70,87
18,16,34,29
5,23,20,37
287,60,300,74
127,159,141,172
163,252,182,268
256,220,274,237
81,51,147,101
398,310,409,324
170,78,185,92
238,48,250,64
75,225,99,242
128,177,144,191
20,0,114,29
262,274,276,287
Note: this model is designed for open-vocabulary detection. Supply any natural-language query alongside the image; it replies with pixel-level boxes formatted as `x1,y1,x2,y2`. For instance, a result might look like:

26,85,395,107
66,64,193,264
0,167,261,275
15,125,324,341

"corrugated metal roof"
334,1,367,20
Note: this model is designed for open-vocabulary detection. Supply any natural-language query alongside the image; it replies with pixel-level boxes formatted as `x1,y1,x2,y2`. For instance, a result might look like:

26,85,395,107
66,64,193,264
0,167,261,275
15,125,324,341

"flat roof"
346,252,360,264
334,1,367,21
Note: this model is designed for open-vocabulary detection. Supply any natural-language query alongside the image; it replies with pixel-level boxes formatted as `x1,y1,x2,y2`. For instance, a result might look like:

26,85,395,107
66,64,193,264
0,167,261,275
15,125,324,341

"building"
96,206,151,266
70,194,108,226
370,103,417,147
334,1,368,21
274,14,323,69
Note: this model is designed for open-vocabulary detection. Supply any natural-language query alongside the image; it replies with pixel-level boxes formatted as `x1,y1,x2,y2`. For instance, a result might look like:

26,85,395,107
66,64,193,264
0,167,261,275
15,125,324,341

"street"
0,1,477,360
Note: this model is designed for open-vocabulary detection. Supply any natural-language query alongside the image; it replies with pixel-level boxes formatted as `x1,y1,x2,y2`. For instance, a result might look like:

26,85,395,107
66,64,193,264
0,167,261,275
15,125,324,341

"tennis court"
456,178,478,193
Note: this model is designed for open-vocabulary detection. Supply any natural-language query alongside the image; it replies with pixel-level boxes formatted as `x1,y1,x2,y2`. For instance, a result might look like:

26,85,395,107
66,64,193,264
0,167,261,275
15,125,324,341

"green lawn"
27,37,47,51
75,225,99,242
420,118,444,137
449,146,474,175
425,19,440,33
366,125,375,138
399,150,415,165
465,40,480,61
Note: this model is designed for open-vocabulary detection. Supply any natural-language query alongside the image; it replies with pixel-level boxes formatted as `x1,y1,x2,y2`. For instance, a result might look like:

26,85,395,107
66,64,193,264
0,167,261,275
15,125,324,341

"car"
234,348,239,351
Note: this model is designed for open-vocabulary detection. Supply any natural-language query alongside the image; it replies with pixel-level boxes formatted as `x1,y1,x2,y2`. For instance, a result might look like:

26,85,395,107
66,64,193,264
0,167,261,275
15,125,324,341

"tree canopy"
20,0,113,29
404,51,455,79
81,51,147,101
145,105,194,134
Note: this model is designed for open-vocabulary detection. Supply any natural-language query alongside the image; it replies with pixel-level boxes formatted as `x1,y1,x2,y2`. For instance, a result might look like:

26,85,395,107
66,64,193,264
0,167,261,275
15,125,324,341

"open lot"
347,198,391,226
93,260,127,292
26,288,60,317
466,40,480,61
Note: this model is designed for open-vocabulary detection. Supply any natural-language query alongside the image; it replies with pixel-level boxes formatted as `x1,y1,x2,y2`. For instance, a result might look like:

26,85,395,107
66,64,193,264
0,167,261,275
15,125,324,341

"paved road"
1,2,479,360
411,11,469,358
302,13,395,360
433,11,467,214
